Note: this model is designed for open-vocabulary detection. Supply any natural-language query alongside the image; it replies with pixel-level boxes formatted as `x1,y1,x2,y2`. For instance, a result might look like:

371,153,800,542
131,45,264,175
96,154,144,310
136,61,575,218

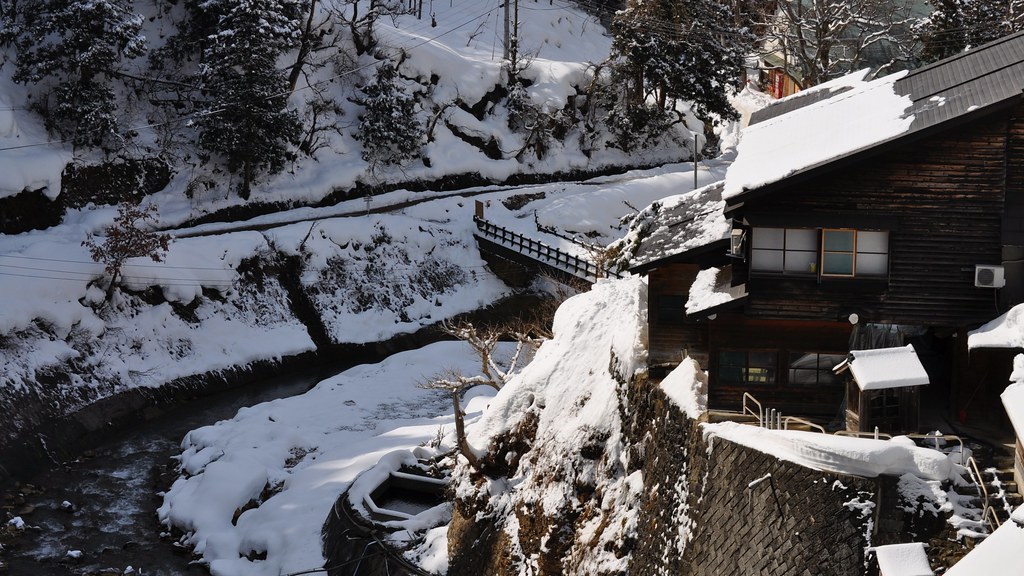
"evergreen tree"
12,0,145,148
918,0,1024,64
193,0,306,198
610,0,750,122
354,61,424,168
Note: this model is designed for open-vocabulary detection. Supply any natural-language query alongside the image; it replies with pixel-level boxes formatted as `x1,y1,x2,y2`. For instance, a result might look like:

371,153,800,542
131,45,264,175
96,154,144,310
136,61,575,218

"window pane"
823,230,855,252
786,229,817,251
752,228,784,249
857,230,889,254
749,351,777,367
719,351,746,367
856,253,888,276
823,252,854,275
752,249,784,271
784,250,817,273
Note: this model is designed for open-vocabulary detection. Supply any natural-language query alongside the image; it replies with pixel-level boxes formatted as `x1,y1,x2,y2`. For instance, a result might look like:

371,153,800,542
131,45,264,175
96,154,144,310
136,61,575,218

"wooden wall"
707,313,852,416
733,105,1022,328
648,263,709,369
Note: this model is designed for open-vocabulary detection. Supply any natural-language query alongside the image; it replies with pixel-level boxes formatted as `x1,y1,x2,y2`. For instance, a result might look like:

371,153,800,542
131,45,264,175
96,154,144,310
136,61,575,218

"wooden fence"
473,216,622,284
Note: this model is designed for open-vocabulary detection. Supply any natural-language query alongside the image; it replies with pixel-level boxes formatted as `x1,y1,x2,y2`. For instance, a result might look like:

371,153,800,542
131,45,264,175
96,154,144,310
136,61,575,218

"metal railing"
742,392,763,427
964,455,1002,533
783,416,827,434
834,429,893,440
907,433,966,466
473,217,622,283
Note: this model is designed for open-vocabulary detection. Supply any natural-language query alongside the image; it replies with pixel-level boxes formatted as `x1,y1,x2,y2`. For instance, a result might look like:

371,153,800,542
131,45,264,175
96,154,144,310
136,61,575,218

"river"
1,363,335,576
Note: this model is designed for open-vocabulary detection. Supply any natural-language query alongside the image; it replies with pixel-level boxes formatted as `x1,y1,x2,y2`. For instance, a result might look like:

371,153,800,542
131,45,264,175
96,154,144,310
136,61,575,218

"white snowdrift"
703,422,953,481
659,357,707,420
968,303,1024,349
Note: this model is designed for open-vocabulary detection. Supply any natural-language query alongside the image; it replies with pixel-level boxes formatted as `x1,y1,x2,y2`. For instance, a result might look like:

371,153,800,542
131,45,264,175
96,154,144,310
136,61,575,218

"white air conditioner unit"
728,228,745,258
975,264,1006,288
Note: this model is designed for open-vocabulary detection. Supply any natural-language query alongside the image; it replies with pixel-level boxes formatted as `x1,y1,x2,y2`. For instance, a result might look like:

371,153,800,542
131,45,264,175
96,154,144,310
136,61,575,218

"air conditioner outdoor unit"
975,264,1006,288
728,228,745,258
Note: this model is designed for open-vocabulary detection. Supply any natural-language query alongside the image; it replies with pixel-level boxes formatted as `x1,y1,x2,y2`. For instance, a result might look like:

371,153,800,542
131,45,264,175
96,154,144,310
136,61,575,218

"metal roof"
732,30,1024,203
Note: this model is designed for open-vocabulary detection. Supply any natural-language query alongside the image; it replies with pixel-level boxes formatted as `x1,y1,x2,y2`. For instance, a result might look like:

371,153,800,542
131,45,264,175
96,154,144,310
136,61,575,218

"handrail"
907,433,966,466
983,504,1003,532
833,430,894,440
964,455,1000,532
782,416,827,434
473,216,622,282
742,392,763,428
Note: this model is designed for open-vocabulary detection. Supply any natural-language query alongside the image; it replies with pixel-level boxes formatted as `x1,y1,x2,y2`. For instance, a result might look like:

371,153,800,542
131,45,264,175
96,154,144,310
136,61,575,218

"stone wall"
626,377,889,576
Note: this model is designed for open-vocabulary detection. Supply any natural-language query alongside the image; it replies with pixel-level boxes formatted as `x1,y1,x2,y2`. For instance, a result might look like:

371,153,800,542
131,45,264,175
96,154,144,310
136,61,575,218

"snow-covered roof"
620,181,729,273
685,267,746,317
968,304,1024,350
847,344,929,391
944,506,1024,576
1002,358,1024,444
725,31,1024,202
873,543,934,576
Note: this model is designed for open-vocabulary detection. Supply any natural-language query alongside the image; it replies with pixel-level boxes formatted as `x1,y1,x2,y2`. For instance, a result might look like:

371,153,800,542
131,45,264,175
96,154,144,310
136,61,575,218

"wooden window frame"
820,228,890,279
717,349,779,387
750,227,818,276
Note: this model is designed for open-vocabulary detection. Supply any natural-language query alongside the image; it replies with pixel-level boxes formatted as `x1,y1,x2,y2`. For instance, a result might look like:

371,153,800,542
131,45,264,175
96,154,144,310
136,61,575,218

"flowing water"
1,364,335,576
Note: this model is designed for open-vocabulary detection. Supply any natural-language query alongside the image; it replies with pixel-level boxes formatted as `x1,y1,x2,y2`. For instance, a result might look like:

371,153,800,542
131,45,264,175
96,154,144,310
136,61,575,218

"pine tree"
12,0,145,148
918,0,1024,64
918,0,967,63
193,0,307,198
610,0,750,122
354,61,424,169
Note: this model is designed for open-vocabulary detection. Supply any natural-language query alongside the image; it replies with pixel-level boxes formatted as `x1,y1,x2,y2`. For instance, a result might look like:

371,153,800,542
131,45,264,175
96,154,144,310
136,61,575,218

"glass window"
718,350,777,386
788,353,845,386
821,229,888,277
751,227,817,274
821,229,855,276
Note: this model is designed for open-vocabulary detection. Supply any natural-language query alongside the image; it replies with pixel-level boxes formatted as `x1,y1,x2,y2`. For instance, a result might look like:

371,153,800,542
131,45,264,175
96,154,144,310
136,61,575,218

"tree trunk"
288,0,318,93
104,267,121,303
452,390,482,470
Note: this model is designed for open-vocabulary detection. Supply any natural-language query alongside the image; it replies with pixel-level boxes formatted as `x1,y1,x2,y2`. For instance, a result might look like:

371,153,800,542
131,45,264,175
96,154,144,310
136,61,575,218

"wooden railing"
473,216,622,283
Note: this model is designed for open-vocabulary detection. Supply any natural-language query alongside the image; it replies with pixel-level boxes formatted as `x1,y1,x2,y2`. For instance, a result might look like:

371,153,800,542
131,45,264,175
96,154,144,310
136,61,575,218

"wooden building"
629,32,1024,428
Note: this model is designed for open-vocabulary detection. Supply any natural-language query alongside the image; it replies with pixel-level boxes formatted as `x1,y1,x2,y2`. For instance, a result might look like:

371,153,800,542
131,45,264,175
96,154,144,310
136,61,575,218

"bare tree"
82,200,171,303
755,0,924,88
419,317,549,470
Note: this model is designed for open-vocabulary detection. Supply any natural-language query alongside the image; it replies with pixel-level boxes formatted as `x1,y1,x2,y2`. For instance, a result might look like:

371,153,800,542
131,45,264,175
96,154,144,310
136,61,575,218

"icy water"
2,365,332,576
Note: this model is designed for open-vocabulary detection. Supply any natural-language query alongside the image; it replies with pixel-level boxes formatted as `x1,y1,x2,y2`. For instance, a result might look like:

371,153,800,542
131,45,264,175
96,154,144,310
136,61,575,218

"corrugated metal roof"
732,31,1024,202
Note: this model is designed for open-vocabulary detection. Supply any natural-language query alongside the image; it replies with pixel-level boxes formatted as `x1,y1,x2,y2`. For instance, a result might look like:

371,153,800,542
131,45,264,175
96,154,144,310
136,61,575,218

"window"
718,351,777,386
750,227,889,278
821,229,889,277
788,353,845,386
656,295,685,326
751,227,817,274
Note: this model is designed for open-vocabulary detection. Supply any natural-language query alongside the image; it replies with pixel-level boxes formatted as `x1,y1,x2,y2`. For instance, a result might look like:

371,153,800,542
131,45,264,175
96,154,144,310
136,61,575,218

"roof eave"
628,238,731,275
724,93,1024,211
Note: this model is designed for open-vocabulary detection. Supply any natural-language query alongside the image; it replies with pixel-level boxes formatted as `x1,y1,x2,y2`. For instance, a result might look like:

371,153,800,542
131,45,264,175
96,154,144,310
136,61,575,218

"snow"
944,508,1024,576
158,341,499,576
1001,361,1024,444
451,276,648,575
659,357,708,419
685,267,740,315
701,422,953,480
847,344,930,391
723,70,913,200
968,303,1024,349
872,543,934,576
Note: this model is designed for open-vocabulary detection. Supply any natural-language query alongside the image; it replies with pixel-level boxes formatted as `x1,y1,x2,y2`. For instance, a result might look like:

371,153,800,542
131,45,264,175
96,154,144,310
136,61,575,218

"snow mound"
703,422,953,481
452,276,648,575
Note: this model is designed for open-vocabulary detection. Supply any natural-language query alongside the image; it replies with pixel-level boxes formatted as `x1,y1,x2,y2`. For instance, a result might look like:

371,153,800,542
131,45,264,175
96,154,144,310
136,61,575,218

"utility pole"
503,0,510,60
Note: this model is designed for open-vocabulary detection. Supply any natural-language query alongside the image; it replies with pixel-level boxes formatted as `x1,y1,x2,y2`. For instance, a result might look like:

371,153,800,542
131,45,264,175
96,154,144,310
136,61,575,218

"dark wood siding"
734,106,1018,328
707,314,852,416
648,264,709,369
